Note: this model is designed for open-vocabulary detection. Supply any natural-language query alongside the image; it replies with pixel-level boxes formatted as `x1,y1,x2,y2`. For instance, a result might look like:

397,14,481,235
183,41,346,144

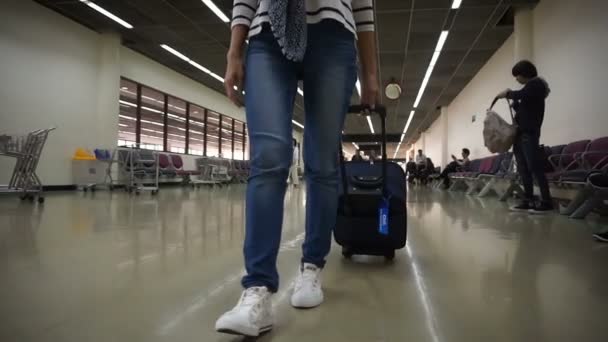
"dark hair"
512,60,538,78
462,148,470,155
418,149,422,153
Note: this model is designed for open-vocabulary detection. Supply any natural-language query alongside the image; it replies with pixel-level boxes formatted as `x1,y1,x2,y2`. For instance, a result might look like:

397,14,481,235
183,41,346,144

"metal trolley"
105,146,160,195
0,127,55,203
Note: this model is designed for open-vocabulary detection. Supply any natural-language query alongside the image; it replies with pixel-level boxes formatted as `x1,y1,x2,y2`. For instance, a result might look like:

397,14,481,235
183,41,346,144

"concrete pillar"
96,32,121,149
440,106,449,168
514,6,534,62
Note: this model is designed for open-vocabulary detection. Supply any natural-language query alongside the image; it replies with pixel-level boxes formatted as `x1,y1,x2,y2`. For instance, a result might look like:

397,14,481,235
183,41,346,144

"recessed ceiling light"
452,0,463,9
79,0,133,29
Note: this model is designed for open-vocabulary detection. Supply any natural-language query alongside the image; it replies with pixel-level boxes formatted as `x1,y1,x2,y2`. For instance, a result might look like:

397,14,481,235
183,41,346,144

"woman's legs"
519,133,552,204
241,29,298,293
513,136,535,202
300,21,357,268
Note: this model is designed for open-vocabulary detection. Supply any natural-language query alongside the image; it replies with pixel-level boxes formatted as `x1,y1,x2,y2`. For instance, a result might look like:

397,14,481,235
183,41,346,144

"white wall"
415,0,608,161
532,0,608,145
0,0,261,185
0,0,106,186
423,113,445,168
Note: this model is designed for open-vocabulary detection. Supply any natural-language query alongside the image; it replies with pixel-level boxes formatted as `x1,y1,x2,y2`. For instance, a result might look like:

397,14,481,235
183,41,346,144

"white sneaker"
291,263,324,308
215,286,274,337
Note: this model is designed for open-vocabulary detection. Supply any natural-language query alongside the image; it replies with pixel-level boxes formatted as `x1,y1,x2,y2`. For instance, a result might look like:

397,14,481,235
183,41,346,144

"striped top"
231,0,375,38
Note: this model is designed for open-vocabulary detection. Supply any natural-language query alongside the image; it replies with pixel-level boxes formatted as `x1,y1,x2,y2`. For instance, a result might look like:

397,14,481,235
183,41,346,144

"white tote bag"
483,97,517,153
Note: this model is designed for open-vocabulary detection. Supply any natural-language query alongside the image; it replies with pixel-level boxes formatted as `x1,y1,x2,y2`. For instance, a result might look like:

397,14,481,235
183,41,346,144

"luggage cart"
104,147,160,195
127,147,159,195
0,127,55,203
191,157,221,188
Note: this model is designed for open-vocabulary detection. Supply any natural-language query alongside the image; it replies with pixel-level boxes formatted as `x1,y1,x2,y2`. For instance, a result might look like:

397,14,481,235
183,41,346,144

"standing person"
415,149,427,176
289,139,300,187
415,149,426,165
216,0,378,337
496,60,552,214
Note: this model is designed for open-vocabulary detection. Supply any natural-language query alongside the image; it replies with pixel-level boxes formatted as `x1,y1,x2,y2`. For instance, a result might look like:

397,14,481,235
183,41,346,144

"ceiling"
35,0,538,157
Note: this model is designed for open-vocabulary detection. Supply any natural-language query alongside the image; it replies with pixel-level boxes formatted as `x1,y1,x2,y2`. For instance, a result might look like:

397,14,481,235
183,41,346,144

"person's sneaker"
215,286,274,337
290,263,324,309
593,232,608,243
509,201,534,212
529,202,554,215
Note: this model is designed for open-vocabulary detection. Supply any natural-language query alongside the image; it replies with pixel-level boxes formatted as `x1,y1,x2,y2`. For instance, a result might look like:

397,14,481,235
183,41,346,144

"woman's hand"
225,25,249,107
356,31,379,108
360,74,379,108
225,52,244,107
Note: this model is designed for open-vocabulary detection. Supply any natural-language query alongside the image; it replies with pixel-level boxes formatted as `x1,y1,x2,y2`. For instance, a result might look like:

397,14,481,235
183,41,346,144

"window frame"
119,77,248,160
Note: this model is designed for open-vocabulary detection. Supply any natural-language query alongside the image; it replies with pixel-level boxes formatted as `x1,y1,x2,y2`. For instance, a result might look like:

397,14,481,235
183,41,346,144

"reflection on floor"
1,185,607,342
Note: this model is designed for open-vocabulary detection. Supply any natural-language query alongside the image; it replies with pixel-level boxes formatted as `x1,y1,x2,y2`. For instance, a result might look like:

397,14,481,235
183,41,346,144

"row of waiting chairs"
437,136,608,219
109,147,253,189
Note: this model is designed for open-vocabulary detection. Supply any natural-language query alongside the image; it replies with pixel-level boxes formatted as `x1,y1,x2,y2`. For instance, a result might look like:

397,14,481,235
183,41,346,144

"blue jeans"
241,21,357,292
513,132,552,204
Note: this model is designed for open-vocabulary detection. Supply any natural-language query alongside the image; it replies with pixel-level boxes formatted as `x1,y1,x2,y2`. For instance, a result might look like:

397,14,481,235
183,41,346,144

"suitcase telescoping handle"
339,104,388,197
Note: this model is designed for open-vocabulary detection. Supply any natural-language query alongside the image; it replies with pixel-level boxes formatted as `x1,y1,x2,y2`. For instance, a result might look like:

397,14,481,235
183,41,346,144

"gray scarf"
268,0,307,62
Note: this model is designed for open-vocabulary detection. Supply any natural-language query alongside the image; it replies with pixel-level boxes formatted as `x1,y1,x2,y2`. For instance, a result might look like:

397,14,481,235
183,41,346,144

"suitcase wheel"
342,247,353,259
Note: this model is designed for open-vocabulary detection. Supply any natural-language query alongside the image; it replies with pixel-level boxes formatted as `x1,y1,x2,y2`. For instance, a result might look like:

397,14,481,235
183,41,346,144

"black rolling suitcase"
334,105,407,260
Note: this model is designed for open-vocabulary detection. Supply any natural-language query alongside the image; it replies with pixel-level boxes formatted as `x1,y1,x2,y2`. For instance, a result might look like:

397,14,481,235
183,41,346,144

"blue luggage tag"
378,197,389,236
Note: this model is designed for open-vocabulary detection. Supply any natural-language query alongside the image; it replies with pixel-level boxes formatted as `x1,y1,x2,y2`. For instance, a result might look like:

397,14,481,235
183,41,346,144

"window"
234,120,245,160
117,78,246,159
167,96,187,153
139,86,165,151
221,116,234,159
189,105,205,156
118,79,137,147
206,111,221,157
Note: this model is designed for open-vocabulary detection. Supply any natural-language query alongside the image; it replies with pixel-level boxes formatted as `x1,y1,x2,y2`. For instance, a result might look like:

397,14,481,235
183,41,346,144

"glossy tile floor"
1,185,608,342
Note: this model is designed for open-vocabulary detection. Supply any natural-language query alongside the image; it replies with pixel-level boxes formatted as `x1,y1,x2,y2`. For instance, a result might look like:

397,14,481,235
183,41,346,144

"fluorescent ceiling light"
209,72,224,82
355,79,361,97
202,0,230,23
366,116,375,134
393,143,401,159
161,44,189,62
188,61,211,74
452,0,463,9
352,142,360,150
297,88,304,96
80,0,133,29
412,30,449,109
435,30,449,52
429,51,441,67
403,110,416,135
292,120,304,129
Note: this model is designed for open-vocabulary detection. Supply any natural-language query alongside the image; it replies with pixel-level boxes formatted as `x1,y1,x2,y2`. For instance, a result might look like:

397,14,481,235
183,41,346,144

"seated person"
439,148,471,188
418,158,436,185
406,158,418,183
351,150,364,161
